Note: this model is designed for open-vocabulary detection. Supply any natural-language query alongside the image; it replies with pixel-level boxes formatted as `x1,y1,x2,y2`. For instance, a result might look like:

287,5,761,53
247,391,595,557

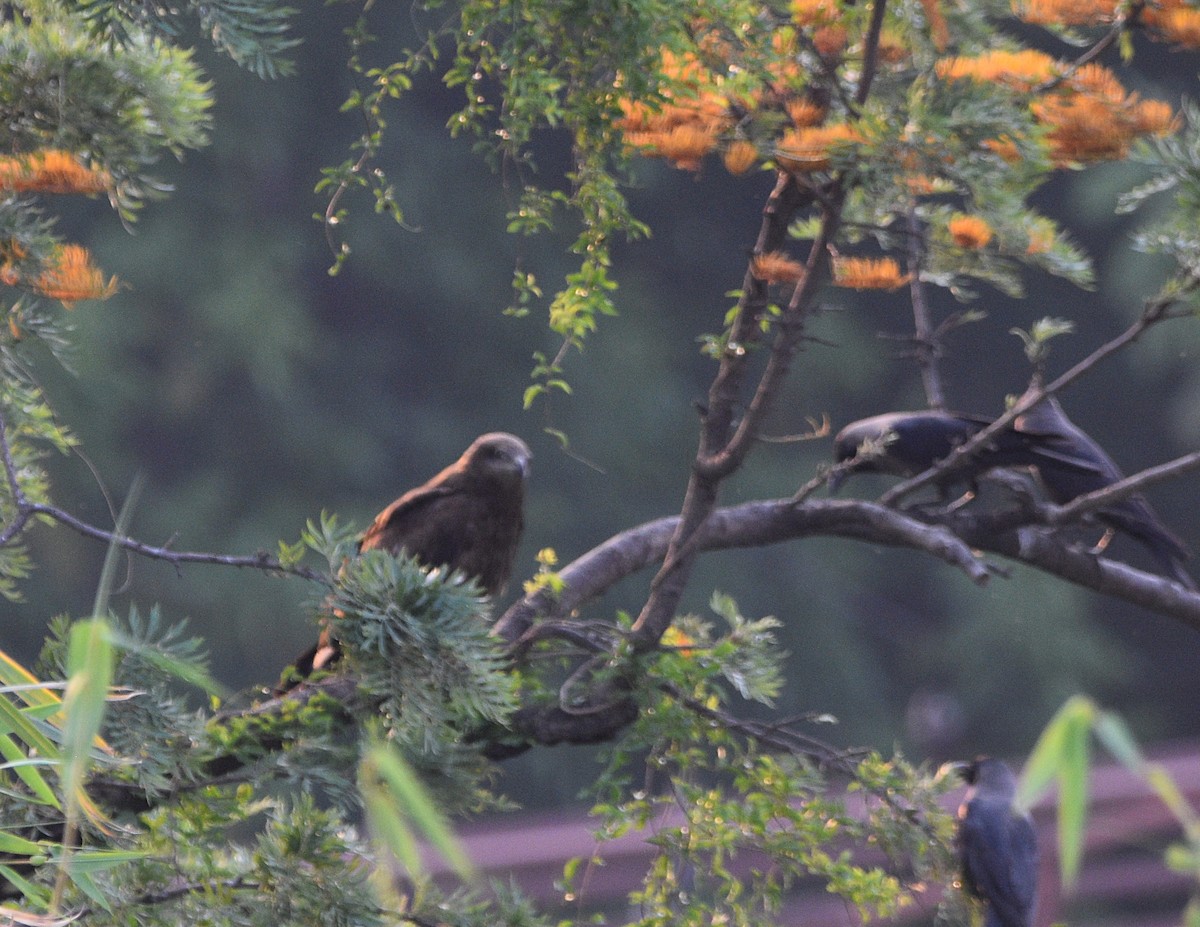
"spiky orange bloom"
723,139,759,175
791,0,839,26
0,151,109,195
832,256,910,290
813,24,848,56
949,214,994,249
0,240,26,287
905,174,940,195
652,124,720,170
1144,6,1200,47
32,245,118,306
1133,98,1178,135
787,98,826,127
751,251,806,283
618,50,733,169
983,135,1023,163
1015,0,1118,26
935,49,1058,90
1032,93,1131,164
1067,63,1127,103
776,124,862,171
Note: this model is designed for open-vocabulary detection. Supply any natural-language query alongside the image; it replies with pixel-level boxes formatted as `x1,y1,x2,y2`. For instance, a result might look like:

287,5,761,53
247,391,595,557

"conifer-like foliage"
7,0,1200,923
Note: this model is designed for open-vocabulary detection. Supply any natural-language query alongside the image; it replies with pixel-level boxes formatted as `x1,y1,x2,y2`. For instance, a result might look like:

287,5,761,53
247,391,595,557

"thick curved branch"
497,496,1200,649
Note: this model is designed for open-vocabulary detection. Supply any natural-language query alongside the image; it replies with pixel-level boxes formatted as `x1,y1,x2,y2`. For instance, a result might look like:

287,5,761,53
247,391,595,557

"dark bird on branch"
290,432,531,682
1012,388,1196,590
956,757,1039,927
829,410,1041,497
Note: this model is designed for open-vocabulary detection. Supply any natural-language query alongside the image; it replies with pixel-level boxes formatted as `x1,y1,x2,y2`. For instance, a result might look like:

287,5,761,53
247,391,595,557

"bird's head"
464,432,532,484
953,756,1019,797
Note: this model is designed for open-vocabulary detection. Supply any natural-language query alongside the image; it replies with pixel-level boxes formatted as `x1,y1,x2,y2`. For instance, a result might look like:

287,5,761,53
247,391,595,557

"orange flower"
32,245,118,306
936,49,1058,90
1145,7,1200,47
751,251,806,283
948,214,994,249
776,124,861,171
1067,63,1126,104
791,0,839,26
723,139,759,175
832,256,910,290
654,123,719,170
905,173,940,195
1015,0,1118,26
1032,93,1130,164
1133,98,1177,135
0,151,109,195
813,24,848,56
787,98,827,127
983,135,1023,163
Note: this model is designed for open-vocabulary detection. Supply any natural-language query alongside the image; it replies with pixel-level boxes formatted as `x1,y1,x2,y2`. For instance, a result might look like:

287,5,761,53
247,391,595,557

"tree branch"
0,408,329,586
497,496,1200,652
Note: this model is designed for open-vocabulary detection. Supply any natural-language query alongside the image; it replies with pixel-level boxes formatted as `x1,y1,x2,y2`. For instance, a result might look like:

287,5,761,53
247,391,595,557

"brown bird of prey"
291,432,531,681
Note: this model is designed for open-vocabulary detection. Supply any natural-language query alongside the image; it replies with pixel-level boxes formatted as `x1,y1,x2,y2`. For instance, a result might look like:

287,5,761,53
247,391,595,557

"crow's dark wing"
959,797,1037,927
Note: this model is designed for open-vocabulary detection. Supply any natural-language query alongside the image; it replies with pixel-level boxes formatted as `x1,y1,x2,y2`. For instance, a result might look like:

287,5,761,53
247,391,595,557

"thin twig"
0,409,329,586
906,207,944,408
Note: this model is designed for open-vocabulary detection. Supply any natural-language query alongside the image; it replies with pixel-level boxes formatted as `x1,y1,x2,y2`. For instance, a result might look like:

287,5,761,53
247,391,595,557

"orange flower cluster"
723,139,759,175
2,244,118,306
935,49,1058,90
1014,0,1118,26
1144,2,1200,48
1032,64,1176,165
776,124,862,172
618,51,732,170
0,150,109,195
948,214,994,249
940,54,1176,167
751,251,806,283
832,256,910,290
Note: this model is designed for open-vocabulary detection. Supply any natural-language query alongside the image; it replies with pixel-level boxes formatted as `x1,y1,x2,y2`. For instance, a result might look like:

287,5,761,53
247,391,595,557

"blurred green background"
15,6,1200,807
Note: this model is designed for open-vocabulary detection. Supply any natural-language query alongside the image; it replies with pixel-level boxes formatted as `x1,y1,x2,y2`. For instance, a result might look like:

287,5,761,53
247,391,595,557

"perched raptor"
291,432,531,681
956,757,1039,927
1012,388,1196,590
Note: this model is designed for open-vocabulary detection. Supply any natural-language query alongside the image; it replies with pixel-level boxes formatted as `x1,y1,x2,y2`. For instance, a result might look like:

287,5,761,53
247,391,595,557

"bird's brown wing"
358,483,456,553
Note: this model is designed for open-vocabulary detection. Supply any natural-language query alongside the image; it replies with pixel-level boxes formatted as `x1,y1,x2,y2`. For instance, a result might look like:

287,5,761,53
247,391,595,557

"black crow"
957,757,1039,927
830,410,1038,496
1013,390,1196,590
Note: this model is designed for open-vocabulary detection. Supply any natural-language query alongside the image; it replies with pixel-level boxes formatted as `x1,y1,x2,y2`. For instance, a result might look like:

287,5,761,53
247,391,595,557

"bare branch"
0,407,329,586
905,207,944,408
1043,450,1200,528
496,496,1200,651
